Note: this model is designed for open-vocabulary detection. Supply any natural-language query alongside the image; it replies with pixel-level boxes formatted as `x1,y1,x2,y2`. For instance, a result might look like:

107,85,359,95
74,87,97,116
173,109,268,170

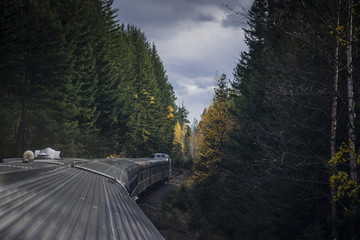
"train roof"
0,158,164,240
151,153,170,160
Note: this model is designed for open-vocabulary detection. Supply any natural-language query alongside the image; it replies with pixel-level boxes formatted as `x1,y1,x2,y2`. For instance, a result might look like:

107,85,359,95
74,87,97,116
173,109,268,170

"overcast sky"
112,0,254,123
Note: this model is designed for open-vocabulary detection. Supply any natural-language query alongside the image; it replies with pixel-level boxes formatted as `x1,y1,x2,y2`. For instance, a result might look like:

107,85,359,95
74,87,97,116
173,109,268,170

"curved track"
139,168,197,240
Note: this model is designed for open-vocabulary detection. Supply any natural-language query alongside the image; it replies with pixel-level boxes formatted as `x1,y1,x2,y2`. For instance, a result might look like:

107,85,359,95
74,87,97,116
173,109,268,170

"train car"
150,153,172,182
0,148,171,240
129,154,171,198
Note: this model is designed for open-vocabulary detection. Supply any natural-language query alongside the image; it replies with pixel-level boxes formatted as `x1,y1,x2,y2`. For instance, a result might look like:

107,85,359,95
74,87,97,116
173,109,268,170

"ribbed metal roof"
79,159,134,181
0,160,164,240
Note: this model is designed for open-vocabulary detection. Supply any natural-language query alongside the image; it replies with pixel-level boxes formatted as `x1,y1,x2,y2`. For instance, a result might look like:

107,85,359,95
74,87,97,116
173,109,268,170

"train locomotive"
0,148,171,240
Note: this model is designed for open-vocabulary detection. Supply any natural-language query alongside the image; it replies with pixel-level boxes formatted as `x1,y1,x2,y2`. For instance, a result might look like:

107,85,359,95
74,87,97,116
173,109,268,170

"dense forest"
0,0,179,159
3,0,360,239
168,0,360,239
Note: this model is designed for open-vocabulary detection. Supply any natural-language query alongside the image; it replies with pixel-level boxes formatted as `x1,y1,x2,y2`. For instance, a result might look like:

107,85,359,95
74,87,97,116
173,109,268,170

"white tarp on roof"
34,147,61,159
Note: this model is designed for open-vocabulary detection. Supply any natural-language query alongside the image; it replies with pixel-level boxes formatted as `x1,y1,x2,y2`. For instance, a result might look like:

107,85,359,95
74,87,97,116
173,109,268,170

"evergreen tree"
190,74,235,236
116,26,173,157
0,0,176,160
187,0,356,238
91,0,121,157
0,0,81,156
150,43,176,153
55,0,102,157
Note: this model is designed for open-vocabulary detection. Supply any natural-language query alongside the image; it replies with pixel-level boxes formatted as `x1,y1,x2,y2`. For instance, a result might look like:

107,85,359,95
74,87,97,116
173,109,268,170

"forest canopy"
182,0,360,239
3,0,360,239
0,0,177,159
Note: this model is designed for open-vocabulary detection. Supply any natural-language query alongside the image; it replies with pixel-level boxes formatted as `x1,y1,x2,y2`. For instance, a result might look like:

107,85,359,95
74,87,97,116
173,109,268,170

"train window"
151,153,168,159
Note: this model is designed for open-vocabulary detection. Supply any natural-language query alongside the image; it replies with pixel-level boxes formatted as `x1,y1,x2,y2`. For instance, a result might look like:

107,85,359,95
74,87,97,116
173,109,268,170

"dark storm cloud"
113,0,249,27
113,0,198,26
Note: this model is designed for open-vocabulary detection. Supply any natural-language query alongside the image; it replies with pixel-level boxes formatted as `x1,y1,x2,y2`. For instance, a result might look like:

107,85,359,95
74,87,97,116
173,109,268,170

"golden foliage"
329,142,360,202
192,100,235,184
329,7,360,44
167,105,174,119
173,121,186,153
134,89,155,103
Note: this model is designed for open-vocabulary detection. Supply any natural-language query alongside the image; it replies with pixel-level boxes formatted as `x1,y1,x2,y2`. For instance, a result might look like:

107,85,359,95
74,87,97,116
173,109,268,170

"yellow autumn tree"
329,142,360,202
173,120,187,155
192,74,235,184
173,121,183,149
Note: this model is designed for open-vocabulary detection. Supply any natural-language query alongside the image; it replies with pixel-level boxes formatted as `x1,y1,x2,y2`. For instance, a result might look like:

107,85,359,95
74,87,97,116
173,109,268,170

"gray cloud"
114,0,198,26
197,13,216,22
113,0,250,27
221,13,246,28
112,0,253,122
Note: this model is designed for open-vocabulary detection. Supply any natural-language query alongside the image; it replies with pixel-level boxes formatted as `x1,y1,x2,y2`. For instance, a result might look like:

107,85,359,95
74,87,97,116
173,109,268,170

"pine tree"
0,0,25,158
0,0,83,156
55,0,104,157
118,26,159,157
149,43,176,153
207,0,343,238
0,0,177,161
92,0,121,157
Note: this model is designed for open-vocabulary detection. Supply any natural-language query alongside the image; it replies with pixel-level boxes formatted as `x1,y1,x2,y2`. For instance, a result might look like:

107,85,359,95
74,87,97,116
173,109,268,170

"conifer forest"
2,0,360,239
0,0,177,159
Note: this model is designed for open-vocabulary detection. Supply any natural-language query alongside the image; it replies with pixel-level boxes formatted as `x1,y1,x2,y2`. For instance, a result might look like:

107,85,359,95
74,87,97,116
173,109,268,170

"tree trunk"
346,0,356,181
330,1,340,238
346,1,357,239
330,1,342,238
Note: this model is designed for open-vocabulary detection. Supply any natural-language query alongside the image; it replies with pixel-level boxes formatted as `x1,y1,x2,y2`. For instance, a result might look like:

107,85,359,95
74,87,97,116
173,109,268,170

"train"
0,148,171,240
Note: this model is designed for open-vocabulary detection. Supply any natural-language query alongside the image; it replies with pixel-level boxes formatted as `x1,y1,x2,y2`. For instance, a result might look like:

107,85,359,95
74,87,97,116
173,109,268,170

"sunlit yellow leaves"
192,100,235,184
141,89,155,103
167,113,174,119
329,6,360,45
173,121,186,153
336,26,344,32
329,142,351,166
167,105,174,119
329,142,360,202
134,89,156,104
329,141,358,166
330,172,359,202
